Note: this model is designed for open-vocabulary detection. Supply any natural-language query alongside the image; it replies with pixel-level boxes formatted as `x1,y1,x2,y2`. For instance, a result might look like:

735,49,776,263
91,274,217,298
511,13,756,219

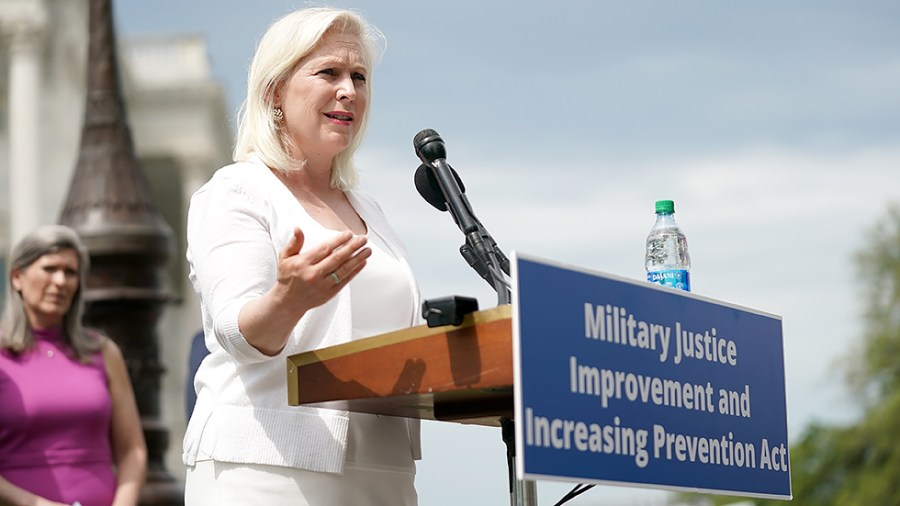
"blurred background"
1,1,898,504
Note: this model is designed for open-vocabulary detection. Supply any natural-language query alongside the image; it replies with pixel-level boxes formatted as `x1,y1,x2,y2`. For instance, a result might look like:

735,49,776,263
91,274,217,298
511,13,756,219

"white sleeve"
186,173,277,364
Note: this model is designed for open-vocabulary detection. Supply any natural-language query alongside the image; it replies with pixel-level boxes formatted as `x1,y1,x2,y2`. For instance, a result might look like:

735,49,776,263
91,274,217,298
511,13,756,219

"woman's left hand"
238,227,371,356
275,227,370,309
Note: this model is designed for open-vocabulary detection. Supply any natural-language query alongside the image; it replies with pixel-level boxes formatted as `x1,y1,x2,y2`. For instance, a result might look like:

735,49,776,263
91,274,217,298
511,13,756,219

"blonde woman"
183,7,421,505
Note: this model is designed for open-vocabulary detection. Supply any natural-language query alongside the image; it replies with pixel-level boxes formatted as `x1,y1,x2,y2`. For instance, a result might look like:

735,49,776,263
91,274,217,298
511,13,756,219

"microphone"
415,162,510,276
413,129,512,303
413,129,479,235
414,163,465,212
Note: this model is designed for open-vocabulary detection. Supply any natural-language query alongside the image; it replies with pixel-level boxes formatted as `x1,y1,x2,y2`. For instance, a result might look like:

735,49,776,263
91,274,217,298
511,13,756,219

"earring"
273,107,284,122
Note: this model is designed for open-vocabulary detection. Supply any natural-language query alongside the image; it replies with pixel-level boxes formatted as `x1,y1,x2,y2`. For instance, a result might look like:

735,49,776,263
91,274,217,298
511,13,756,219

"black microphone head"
413,128,447,163
414,163,466,212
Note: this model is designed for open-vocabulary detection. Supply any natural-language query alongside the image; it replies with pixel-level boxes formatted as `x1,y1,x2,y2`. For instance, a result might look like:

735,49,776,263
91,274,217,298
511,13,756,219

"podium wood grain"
287,305,513,426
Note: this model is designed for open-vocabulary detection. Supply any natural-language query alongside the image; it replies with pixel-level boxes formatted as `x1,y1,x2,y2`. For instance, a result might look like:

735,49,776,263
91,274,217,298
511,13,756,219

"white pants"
185,459,417,506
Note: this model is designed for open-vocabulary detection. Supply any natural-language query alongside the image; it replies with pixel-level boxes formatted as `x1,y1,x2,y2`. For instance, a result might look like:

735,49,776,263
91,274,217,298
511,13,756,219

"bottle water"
645,199,691,291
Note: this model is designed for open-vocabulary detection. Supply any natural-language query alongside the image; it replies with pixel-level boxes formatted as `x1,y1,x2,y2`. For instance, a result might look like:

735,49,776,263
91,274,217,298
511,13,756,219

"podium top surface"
286,305,513,426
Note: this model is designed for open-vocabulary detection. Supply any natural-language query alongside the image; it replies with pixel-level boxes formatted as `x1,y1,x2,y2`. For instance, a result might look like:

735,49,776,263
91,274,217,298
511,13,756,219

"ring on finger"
330,272,341,285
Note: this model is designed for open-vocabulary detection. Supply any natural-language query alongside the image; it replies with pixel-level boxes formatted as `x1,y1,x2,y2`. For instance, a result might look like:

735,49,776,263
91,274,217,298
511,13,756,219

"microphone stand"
461,226,511,306
462,228,536,506
414,129,532,505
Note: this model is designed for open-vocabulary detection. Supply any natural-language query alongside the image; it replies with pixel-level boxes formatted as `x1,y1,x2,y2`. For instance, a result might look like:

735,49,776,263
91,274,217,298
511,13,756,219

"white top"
346,229,417,471
183,158,421,473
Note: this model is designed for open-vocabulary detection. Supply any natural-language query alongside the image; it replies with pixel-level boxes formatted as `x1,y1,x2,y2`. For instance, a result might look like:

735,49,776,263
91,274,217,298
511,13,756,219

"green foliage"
685,203,900,506
853,205,900,401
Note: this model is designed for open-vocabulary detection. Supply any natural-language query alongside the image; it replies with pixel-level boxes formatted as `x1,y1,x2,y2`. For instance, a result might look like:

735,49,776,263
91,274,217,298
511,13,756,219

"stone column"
4,2,46,244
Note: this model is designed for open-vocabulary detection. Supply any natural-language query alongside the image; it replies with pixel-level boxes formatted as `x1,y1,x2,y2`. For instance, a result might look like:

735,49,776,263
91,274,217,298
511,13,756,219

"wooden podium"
287,303,539,505
287,305,513,425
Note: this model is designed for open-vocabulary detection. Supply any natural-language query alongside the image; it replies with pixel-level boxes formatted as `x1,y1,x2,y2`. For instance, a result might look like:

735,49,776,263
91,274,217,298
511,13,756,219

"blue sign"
512,253,790,499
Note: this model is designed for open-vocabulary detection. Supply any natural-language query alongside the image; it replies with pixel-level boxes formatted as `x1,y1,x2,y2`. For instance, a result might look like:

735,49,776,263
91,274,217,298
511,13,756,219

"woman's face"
276,31,369,164
11,248,80,329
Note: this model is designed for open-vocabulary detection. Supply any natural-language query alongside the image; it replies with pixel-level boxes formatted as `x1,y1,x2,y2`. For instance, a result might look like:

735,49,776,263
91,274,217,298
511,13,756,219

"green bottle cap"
655,200,675,214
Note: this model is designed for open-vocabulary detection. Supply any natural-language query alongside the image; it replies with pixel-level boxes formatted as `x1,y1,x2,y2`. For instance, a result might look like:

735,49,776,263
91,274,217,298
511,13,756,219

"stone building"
0,0,232,479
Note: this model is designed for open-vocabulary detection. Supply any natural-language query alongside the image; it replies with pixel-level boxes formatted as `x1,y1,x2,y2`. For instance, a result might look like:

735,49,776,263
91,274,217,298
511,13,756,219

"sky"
115,1,900,504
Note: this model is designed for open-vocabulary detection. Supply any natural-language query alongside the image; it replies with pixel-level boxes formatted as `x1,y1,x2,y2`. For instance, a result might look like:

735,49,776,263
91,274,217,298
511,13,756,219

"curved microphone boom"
414,163,510,276
413,129,511,303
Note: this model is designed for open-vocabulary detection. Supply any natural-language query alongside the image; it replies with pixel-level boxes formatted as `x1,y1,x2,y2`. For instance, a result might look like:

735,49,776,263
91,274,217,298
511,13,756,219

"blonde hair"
233,7,384,189
1,225,100,360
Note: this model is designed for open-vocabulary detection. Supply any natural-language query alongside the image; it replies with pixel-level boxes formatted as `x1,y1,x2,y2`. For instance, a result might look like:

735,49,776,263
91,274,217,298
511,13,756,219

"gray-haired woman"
0,225,146,506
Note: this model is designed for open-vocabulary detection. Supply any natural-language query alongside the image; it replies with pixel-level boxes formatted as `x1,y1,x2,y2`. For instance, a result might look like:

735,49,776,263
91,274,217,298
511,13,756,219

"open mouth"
325,113,353,122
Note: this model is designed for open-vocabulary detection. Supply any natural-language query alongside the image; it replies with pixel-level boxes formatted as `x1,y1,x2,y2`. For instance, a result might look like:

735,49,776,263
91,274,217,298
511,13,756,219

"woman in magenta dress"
0,225,146,506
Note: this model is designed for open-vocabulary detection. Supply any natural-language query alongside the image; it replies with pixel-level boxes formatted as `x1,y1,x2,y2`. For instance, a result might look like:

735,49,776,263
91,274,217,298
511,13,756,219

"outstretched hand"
236,226,372,356
276,227,371,314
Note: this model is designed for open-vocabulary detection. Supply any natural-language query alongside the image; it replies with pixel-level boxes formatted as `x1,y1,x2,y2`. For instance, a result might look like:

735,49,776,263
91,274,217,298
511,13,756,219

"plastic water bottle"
645,199,691,291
